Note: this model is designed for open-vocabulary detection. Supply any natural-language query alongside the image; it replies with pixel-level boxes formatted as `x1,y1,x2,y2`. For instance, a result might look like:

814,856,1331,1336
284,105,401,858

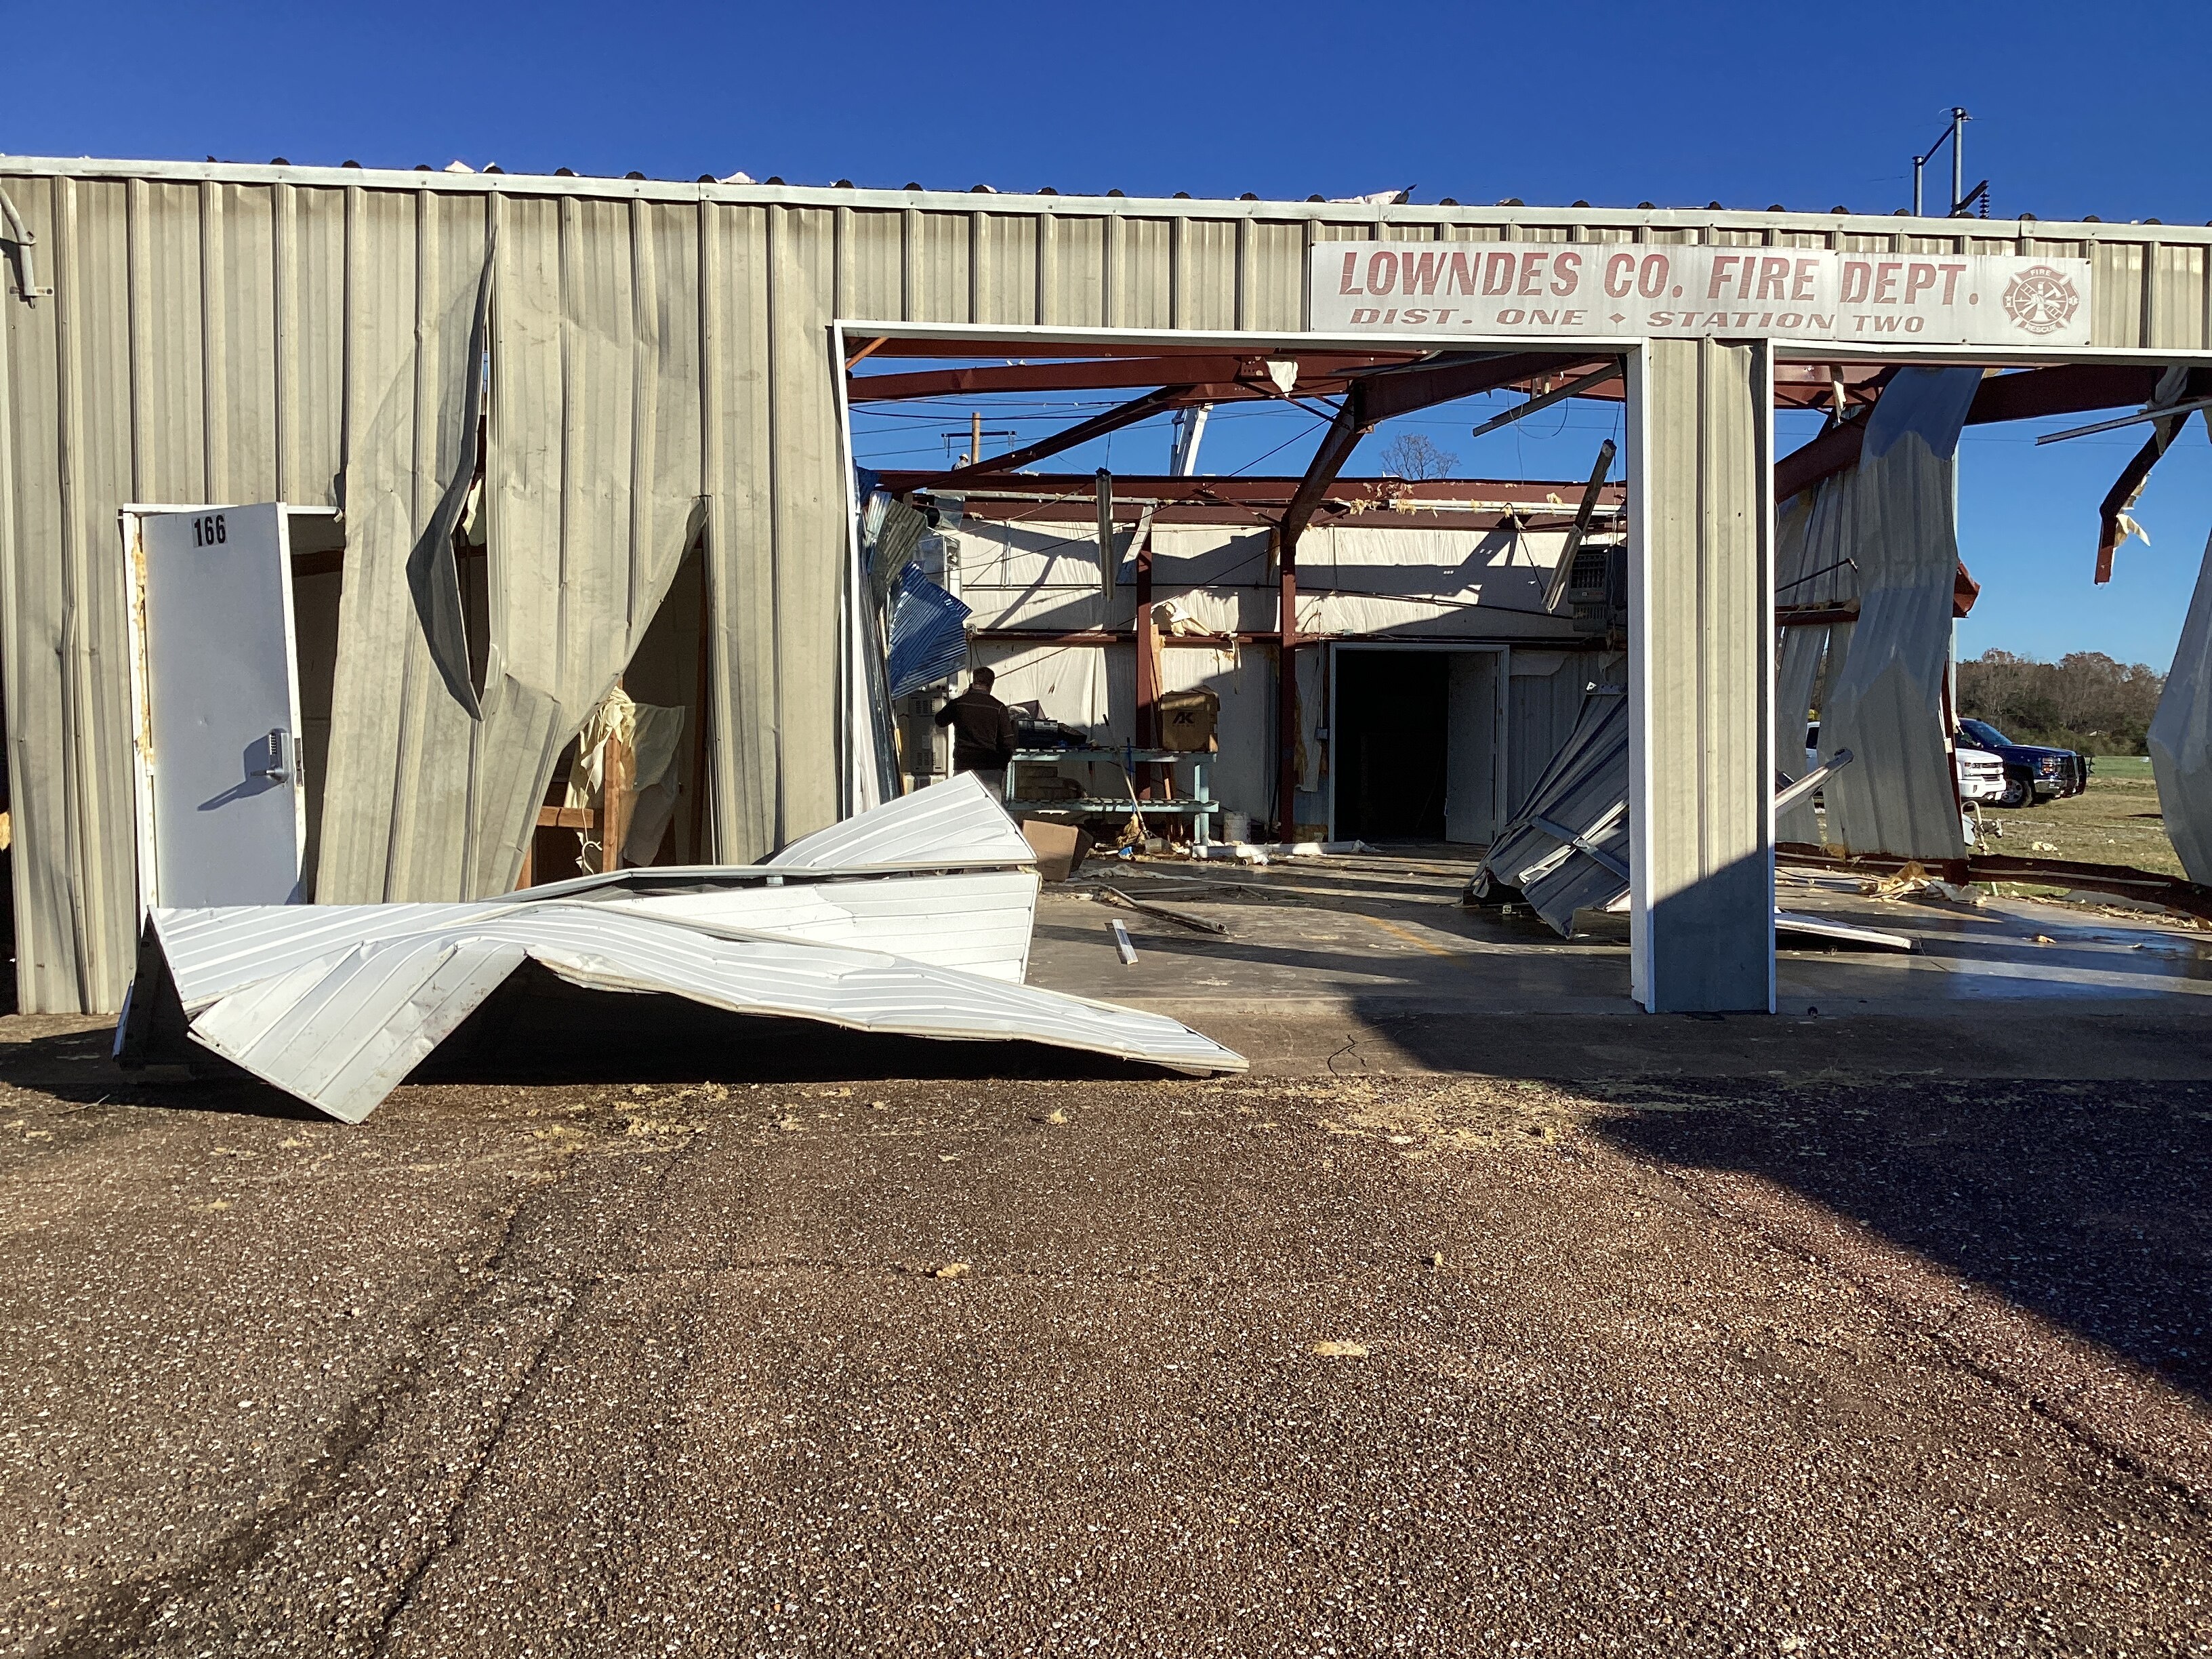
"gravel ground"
1,1022,2207,1656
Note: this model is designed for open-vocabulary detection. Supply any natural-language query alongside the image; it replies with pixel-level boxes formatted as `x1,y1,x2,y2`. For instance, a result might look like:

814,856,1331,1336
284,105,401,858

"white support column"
1626,337,1776,1013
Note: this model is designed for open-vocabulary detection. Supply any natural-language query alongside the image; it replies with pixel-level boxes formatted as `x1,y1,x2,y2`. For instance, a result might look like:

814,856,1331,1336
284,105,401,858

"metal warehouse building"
2,155,2205,1017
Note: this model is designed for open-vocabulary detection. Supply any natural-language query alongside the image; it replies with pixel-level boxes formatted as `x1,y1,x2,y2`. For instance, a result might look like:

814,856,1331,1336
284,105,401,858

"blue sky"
9,0,2211,667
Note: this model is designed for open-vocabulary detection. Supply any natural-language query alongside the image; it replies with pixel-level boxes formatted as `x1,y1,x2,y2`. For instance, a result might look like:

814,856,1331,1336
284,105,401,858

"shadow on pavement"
1593,1077,2212,1404
4,964,1185,1121
421,964,1174,1086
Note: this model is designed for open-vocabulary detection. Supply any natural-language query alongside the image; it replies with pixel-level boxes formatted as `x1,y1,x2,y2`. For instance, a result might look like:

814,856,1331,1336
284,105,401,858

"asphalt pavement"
1,1015,2208,1656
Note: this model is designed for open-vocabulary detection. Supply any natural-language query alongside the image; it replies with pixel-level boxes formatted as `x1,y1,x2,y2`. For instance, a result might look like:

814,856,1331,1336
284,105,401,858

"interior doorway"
1330,646,1506,846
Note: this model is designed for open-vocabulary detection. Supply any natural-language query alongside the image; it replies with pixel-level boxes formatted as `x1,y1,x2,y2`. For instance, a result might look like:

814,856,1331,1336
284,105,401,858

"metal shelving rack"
1004,746,1221,844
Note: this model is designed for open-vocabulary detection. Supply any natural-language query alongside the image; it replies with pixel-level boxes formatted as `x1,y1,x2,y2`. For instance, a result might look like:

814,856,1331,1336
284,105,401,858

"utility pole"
970,411,983,468
1950,106,1967,218
1911,107,1980,217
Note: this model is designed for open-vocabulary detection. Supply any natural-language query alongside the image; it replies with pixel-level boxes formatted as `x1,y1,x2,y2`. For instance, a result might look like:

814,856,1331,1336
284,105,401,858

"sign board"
1309,243,2092,347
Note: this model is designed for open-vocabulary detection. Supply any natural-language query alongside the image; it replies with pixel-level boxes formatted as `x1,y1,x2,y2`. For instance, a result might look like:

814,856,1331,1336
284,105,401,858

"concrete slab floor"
1036,848,2212,1078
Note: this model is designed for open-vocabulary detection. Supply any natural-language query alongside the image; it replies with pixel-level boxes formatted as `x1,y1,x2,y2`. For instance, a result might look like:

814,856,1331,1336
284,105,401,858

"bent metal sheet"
1308,242,2093,346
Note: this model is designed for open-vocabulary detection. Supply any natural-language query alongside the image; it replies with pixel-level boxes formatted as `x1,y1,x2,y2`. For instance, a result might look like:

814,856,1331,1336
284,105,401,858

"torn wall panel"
1774,487,1851,846
316,191,494,905
468,194,709,897
1811,367,1981,862
766,771,1035,871
1472,687,1631,935
2150,525,2212,884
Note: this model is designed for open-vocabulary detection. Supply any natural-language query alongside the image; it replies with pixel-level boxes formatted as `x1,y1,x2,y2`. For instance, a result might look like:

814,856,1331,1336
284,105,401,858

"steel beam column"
1276,554,1298,839
1135,527,1160,751
1628,338,1775,1013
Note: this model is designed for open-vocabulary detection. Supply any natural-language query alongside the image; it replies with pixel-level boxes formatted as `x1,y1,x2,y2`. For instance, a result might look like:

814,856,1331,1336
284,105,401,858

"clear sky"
9,0,2211,669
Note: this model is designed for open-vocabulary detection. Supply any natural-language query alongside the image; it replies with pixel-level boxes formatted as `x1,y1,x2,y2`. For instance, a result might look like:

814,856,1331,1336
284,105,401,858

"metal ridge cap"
0,157,2190,241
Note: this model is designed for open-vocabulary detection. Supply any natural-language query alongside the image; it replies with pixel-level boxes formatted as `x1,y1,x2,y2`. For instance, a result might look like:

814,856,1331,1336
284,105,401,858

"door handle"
254,729,294,784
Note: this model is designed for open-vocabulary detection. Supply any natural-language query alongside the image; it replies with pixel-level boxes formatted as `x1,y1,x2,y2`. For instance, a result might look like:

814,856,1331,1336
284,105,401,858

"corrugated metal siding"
316,187,491,905
1508,653,1602,821
768,205,844,843
2,175,75,1010
11,157,2212,1009
1817,369,1983,863
2150,528,2212,884
460,190,709,897
50,179,140,1013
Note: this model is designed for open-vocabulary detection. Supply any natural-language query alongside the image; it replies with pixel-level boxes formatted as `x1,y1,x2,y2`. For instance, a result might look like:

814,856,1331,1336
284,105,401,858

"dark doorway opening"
1334,651,1448,842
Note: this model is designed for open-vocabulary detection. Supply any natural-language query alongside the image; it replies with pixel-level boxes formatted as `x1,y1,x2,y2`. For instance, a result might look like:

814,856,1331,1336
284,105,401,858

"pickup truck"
1805,723,2006,806
1956,718,2091,808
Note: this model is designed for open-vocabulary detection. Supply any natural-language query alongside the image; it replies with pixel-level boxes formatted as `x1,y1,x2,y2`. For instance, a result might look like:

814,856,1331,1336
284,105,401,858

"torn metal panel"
603,871,1040,982
465,194,710,898
1773,911,1914,953
886,568,972,697
315,188,495,905
1811,367,1981,863
405,232,495,720
165,905,1238,1124
121,771,1239,1122
1773,489,1850,846
768,772,1035,870
150,866,1044,1006
1471,687,1631,935
1477,694,1863,940
2086,368,2205,583
2150,523,2212,886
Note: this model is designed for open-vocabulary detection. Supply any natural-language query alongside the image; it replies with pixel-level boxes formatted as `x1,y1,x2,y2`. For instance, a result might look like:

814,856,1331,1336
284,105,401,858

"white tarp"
117,774,1244,1120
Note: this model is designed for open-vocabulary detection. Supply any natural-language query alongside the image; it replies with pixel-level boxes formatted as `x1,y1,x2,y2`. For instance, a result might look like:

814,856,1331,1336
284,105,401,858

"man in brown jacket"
933,666,1018,800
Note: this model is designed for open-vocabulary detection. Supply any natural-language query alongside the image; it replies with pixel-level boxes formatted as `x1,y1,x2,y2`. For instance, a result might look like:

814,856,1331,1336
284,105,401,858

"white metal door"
127,504,306,908
1443,652,1502,844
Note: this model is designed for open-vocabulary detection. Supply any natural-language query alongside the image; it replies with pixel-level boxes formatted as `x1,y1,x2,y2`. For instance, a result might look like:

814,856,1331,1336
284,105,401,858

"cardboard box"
1159,689,1220,754
1019,819,1094,882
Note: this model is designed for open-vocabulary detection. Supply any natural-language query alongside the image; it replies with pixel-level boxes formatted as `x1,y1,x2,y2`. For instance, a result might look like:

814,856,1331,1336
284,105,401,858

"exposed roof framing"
1776,363,2171,501
848,352,1418,403
888,473,1626,508
876,343,1606,518
879,470,1626,532
1277,351,1599,554
907,386,1194,489
851,342,1894,415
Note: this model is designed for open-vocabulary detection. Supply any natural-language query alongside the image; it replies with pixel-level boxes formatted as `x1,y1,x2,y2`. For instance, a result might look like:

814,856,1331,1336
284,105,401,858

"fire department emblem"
2002,265,2081,335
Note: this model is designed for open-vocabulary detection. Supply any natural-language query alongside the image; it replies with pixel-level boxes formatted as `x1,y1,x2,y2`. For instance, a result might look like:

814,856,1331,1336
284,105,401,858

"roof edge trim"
0,155,2190,244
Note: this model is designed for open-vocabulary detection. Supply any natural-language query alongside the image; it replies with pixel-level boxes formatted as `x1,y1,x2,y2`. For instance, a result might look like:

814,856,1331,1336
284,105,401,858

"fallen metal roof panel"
767,771,1036,871
155,867,1044,1004
171,902,1243,1124
121,772,1240,1122
1476,688,1633,935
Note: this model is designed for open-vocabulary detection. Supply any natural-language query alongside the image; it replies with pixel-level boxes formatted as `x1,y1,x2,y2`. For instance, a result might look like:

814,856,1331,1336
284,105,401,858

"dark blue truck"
1956,718,2091,808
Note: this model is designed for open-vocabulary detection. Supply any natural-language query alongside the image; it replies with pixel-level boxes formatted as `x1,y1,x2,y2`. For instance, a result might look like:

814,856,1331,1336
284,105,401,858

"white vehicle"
1804,722,2006,806
1953,743,2005,804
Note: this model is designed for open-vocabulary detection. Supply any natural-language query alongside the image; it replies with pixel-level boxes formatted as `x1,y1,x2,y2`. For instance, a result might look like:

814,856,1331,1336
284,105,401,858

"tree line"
1954,650,2165,755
